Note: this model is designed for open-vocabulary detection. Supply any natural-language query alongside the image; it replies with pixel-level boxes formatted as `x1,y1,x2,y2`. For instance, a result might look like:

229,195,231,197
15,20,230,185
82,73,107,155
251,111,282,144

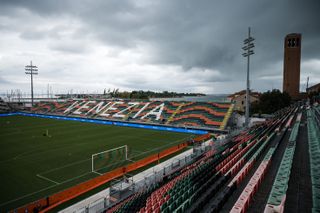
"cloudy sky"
0,0,319,95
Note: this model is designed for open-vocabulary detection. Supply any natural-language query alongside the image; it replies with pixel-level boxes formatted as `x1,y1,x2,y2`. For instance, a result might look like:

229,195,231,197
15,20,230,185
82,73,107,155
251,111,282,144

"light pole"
25,61,38,106
242,27,255,127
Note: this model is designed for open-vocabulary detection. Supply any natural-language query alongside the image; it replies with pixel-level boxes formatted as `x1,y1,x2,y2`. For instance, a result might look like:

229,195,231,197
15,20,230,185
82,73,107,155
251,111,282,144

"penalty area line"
92,171,103,176
36,174,60,185
0,171,93,208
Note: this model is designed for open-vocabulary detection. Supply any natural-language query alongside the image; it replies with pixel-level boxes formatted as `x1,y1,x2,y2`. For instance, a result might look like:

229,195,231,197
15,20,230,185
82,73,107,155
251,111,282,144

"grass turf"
0,115,192,212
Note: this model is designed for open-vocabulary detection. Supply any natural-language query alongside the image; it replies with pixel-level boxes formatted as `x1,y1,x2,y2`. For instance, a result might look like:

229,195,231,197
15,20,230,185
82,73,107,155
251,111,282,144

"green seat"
161,202,167,211
169,202,176,212
161,206,170,213
168,197,173,205
174,206,183,213
177,197,182,206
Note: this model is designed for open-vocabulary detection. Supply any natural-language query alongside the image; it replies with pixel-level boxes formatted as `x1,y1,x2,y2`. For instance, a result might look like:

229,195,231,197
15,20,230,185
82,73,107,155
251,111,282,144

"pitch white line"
0,135,193,208
40,158,91,175
36,174,60,185
0,171,96,208
92,171,103,176
0,185,56,207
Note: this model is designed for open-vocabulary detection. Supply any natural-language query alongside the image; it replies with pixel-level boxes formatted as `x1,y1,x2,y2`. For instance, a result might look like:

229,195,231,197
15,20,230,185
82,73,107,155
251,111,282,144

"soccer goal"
91,145,129,175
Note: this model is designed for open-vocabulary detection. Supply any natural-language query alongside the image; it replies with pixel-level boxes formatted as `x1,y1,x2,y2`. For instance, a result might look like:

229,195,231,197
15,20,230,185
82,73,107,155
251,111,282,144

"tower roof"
286,33,301,37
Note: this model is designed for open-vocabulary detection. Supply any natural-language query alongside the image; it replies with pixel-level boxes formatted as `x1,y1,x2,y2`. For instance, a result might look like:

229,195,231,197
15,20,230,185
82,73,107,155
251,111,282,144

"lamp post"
25,61,38,106
242,27,255,127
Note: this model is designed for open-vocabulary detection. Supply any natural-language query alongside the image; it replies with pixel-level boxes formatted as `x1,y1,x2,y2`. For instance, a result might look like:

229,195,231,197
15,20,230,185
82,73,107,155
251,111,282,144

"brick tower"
283,33,301,99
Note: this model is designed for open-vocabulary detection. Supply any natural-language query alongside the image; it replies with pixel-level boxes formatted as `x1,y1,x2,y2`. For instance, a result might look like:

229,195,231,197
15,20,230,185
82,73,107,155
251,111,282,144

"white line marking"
60,171,95,183
0,135,192,207
0,171,96,207
92,171,103,176
40,158,91,175
0,185,56,207
36,174,60,185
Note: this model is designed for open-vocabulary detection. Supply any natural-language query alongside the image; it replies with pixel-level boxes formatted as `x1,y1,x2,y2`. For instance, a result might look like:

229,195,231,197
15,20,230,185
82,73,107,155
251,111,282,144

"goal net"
92,145,128,175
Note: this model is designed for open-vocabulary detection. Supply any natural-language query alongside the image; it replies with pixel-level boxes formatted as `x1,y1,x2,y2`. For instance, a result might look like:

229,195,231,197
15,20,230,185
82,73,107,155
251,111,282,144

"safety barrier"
12,142,189,213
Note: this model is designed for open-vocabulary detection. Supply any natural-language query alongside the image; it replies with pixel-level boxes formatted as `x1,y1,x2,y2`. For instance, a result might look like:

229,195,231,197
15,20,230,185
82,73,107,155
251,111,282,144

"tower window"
287,37,300,48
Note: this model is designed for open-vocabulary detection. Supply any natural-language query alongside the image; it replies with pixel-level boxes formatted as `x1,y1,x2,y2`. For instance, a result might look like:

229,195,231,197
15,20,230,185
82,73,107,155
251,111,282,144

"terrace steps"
166,103,185,125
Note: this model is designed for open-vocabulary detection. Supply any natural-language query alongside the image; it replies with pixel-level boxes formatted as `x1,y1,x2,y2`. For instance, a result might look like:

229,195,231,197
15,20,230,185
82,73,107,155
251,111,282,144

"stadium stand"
263,112,300,213
21,98,316,213
101,108,292,213
231,147,275,213
29,100,234,130
14,103,307,213
220,103,234,130
0,98,12,113
31,101,73,114
307,106,320,212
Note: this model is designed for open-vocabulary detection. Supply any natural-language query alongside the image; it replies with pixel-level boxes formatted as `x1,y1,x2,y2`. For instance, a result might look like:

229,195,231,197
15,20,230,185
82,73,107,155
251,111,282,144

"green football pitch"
0,115,192,211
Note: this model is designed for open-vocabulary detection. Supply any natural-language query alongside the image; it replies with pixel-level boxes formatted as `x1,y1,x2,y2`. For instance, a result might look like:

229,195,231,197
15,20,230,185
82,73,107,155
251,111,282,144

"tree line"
107,89,205,99
251,89,291,115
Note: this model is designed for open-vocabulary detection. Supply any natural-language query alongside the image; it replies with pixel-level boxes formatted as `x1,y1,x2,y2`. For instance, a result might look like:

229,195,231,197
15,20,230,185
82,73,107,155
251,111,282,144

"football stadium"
0,99,233,212
1,1,320,213
1,97,320,213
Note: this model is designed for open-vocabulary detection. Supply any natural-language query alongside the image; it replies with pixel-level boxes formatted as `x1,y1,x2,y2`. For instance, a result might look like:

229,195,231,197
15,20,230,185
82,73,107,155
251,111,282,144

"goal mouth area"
91,145,129,175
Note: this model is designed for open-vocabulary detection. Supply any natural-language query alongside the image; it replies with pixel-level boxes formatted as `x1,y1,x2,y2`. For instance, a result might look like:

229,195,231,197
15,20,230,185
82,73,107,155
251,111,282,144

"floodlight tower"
242,27,255,127
25,61,38,106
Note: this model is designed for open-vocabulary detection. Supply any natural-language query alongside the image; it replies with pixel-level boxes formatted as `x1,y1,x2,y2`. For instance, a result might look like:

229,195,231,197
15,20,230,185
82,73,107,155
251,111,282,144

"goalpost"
91,145,129,175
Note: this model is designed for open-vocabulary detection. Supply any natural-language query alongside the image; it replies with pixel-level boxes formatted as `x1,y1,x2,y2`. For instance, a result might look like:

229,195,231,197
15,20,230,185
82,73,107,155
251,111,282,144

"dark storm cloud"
0,0,319,93
71,0,320,76
0,0,74,15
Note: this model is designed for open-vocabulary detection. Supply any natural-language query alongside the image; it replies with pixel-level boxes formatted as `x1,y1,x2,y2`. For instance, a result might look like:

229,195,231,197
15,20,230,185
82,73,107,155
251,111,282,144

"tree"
251,89,291,115
308,90,320,104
